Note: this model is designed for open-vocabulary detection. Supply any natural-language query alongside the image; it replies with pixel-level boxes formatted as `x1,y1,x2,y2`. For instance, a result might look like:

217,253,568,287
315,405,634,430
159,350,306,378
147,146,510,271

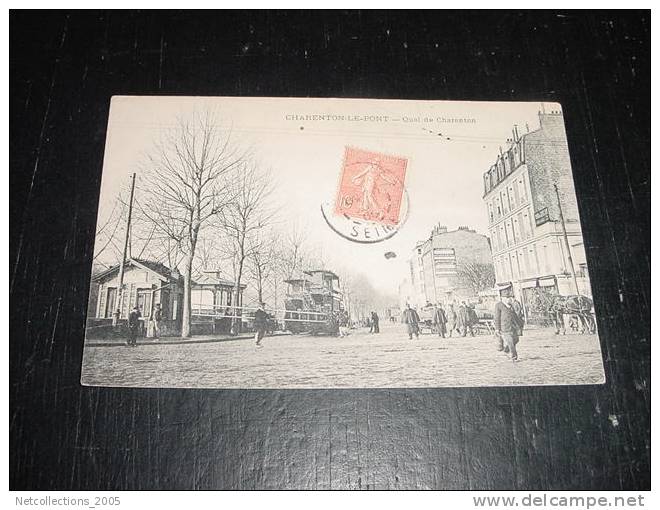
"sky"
97,96,557,294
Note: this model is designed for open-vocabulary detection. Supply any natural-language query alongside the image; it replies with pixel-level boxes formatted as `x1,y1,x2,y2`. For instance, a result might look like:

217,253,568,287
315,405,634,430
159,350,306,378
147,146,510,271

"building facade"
191,270,246,312
90,259,245,336
402,225,493,308
482,110,591,321
91,259,185,336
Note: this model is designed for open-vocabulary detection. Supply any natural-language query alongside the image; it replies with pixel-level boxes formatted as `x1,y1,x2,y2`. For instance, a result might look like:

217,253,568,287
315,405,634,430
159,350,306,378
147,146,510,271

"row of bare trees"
93,110,398,336
94,112,278,337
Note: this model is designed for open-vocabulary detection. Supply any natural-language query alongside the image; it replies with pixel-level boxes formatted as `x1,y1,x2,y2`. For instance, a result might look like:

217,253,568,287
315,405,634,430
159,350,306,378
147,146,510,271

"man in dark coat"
253,302,269,346
432,304,447,338
458,301,472,337
494,295,525,361
464,304,478,337
402,304,420,340
127,305,141,347
371,311,380,333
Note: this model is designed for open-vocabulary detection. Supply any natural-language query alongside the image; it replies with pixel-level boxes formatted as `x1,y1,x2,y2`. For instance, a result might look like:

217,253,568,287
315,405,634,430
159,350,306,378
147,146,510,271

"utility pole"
113,172,136,326
554,183,580,296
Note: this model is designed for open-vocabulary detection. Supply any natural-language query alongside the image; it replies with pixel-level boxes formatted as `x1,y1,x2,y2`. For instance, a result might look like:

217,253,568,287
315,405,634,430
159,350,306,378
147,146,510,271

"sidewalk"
85,331,291,348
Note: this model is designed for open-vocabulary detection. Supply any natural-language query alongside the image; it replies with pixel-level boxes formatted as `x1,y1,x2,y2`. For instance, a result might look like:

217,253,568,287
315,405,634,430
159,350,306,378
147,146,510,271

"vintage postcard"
81,96,605,388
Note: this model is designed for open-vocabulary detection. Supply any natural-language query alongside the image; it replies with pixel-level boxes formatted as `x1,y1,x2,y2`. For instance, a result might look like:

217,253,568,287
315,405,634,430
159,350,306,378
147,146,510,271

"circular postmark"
321,188,410,244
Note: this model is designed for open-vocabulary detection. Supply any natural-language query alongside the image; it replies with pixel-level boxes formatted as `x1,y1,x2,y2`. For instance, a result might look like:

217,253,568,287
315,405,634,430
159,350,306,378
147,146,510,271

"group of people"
400,301,479,340
401,295,525,362
335,310,379,337
433,301,480,338
126,303,163,347
123,295,524,362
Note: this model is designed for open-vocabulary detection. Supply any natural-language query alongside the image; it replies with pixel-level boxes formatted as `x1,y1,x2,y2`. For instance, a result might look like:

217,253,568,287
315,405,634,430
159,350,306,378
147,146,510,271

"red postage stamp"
334,147,408,226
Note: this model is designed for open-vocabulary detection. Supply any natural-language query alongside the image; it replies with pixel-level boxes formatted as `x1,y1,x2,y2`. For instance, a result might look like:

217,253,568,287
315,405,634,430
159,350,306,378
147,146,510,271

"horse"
549,294,596,335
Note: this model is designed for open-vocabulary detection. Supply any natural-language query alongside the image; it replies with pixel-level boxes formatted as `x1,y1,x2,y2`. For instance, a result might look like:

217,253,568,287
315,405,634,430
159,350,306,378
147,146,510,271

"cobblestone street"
81,323,605,388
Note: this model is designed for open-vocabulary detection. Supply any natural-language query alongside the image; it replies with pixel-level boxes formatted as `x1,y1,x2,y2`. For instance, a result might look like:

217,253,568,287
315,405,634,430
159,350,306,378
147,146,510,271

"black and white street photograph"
81,97,605,388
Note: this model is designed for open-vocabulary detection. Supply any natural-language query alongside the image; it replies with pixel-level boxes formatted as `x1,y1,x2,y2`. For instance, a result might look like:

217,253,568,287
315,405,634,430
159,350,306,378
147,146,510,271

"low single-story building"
89,258,184,336
88,259,246,338
191,270,246,313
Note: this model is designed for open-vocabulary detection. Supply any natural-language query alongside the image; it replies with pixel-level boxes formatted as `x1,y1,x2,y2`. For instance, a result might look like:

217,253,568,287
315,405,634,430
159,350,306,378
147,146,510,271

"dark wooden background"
10,11,650,490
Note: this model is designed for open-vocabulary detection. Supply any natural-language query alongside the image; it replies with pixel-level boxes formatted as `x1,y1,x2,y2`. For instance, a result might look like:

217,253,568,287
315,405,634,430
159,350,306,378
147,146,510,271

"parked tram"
283,270,343,336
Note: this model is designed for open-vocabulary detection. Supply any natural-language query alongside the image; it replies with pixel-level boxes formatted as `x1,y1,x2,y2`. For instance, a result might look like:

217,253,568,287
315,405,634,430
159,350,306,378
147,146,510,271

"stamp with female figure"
334,147,408,226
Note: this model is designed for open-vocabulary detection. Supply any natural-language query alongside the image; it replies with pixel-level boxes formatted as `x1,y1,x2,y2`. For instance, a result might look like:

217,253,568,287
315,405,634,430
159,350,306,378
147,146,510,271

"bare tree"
456,261,496,295
139,111,243,337
248,229,279,304
279,222,308,280
216,161,275,332
92,189,129,267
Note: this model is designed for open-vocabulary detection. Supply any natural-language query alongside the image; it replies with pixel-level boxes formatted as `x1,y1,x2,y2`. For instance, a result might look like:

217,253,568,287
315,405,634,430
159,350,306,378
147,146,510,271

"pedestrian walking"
432,303,447,338
466,304,478,337
371,311,380,333
151,303,163,341
446,304,458,337
253,302,268,347
493,295,525,362
458,301,471,337
127,305,141,347
338,310,349,337
402,304,420,340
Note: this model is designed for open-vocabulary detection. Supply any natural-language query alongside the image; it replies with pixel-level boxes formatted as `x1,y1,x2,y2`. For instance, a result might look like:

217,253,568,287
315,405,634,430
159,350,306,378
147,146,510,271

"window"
517,212,525,239
512,145,519,167
105,287,117,319
513,218,520,243
512,252,520,279
508,185,516,209
137,289,152,317
501,191,508,214
520,175,528,202
513,180,520,205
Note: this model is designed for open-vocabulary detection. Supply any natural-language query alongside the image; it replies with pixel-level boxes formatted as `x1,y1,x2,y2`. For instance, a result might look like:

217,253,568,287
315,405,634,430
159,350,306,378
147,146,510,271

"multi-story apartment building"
400,225,493,308
482,109,591,320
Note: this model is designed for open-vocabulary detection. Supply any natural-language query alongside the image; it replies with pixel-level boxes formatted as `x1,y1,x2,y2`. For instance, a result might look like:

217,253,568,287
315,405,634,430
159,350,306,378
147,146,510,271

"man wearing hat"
493,292,525,362
253,302,269,346
127,305,142,347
